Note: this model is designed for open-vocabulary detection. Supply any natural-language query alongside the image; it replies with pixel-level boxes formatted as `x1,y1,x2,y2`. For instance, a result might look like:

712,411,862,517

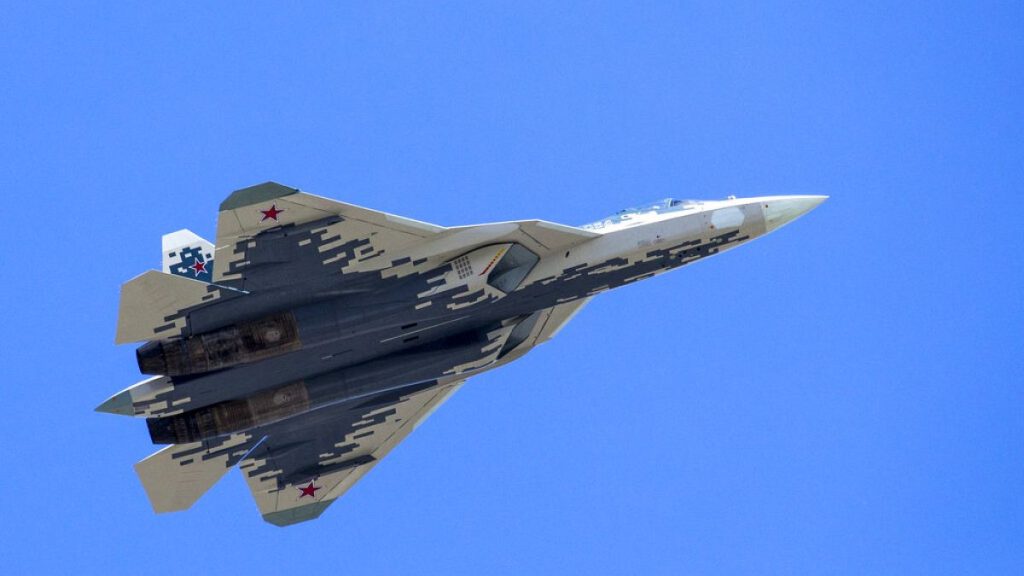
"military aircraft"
99,182,825,526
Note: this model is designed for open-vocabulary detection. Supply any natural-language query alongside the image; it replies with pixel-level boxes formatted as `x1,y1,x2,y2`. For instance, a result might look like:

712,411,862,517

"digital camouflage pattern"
100,182,825,526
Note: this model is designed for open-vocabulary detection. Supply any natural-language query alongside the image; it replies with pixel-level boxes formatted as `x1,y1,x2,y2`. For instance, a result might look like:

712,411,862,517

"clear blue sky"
1,2,1020,574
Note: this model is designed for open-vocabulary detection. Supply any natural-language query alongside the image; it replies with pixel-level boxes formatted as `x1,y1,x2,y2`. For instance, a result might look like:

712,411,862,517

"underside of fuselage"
132,212,762,436
101,181,825,526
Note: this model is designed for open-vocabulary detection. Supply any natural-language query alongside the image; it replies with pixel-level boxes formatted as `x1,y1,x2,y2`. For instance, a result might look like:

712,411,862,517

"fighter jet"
99,182,825,526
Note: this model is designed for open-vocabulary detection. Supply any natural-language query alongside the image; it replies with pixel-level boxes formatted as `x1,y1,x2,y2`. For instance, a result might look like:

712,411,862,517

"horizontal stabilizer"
135,433,258,513
115,270,241,344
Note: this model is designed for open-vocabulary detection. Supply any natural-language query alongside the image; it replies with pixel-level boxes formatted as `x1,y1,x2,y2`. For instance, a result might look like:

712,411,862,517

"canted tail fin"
163,229,215,282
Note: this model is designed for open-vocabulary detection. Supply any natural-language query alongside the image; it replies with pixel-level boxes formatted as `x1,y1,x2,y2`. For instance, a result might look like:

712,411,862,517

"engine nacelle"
136,312,302,376
147,381,310,444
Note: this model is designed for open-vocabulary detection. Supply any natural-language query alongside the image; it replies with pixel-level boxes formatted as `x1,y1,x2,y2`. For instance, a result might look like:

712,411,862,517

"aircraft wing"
239,379,463,526
213,182,447,292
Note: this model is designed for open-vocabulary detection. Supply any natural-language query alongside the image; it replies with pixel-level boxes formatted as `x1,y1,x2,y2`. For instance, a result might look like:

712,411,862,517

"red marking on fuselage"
478,247,507,276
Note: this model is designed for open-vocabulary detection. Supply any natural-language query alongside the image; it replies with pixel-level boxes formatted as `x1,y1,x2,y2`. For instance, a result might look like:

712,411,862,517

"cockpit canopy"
581,198,702,230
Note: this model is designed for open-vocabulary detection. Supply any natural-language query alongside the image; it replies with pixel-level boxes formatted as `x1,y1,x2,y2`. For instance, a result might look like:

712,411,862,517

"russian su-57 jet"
99,182,825,526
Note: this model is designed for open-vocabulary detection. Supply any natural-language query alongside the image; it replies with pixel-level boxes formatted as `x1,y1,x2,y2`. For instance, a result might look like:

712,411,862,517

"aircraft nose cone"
764,196,828,232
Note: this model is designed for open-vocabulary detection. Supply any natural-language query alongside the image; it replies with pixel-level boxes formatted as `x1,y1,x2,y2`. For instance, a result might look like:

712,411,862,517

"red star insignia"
189,258,207,276
298,481,321,499
260,204,284,222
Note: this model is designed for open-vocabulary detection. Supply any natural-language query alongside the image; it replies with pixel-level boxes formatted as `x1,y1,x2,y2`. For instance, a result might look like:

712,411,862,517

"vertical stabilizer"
163,229,215,282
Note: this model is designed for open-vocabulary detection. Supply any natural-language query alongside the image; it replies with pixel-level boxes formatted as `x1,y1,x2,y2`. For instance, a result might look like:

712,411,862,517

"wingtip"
262,500,333,527
219,182,300,211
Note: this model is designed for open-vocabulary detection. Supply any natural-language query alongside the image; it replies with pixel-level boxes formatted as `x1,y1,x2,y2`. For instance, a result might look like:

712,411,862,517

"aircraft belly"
141,213,766,418
105,182,825,525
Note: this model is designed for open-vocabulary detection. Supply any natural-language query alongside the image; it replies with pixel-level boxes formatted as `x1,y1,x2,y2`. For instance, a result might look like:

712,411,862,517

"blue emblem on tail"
162,229,216,284
168,245,214,280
